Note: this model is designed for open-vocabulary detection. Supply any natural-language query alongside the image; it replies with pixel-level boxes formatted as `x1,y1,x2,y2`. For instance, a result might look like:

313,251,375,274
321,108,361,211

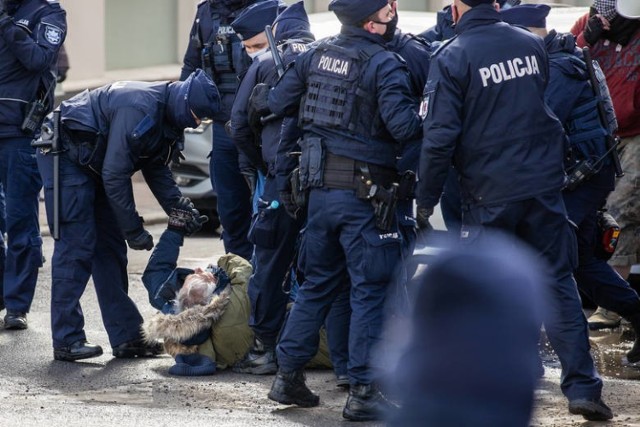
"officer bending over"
36,70,220,362
251,0,422,420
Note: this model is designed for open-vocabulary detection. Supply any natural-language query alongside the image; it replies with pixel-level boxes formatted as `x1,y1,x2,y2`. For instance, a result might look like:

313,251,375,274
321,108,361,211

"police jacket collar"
339,25,387,45
455,4,502,35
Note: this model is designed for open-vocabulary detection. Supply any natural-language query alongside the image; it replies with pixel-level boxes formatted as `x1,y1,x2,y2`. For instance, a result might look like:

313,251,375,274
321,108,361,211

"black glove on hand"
416,207,434,232
168,197,209,236
248,83,271,127
280,191,299,219
584,15,606,45
127,229,154,251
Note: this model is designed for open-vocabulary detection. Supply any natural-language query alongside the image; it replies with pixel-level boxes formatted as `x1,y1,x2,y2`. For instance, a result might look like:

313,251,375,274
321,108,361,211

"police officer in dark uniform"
181,0,270,261
416,0,612,421
229,0,314,375
252,0,422,420
502,3,640,368
36,70,220,362
0,0,65,329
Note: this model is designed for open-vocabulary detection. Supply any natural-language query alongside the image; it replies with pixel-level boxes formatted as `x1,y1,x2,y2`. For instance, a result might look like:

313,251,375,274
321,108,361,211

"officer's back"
426,3,565,206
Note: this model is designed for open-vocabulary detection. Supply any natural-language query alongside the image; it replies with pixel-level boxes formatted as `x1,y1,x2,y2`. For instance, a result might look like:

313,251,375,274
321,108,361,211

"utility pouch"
299,137,324,189
21,100,48,135
397,170,417,200
595,210,620,260
369,183,399,233
290,167,308,210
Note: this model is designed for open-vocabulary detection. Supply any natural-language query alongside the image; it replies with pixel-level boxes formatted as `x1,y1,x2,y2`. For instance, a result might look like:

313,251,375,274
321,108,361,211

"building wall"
58,0,589,93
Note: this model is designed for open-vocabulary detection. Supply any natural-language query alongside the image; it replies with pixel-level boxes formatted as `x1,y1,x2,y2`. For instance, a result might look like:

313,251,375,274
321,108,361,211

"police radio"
21,77,55,135
564,136,621,191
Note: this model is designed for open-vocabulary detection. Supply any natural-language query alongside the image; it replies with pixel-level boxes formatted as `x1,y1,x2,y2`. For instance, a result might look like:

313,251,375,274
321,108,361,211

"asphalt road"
1,222,640,426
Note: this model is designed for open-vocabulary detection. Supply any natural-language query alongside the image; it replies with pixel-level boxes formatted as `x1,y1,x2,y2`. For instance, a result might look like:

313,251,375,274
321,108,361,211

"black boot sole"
268,389,320,407
113,348,162,358
568,401,613,421
232,362,277,375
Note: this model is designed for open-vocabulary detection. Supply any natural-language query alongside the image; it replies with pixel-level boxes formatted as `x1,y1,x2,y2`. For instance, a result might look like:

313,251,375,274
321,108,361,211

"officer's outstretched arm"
142,165,181,216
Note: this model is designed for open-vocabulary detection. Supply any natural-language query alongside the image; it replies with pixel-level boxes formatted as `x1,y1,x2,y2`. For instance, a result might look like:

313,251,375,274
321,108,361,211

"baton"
52,110,60,240
260,25,284,125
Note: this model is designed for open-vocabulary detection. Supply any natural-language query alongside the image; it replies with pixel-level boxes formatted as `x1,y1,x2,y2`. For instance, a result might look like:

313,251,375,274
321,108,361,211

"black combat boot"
268,369,320,407
343,383,397,422
624,312,640,364
232,337,277,374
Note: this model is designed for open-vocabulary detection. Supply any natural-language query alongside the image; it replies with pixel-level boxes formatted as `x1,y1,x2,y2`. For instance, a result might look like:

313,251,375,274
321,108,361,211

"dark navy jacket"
59,81,192,235
181,0,257,122
544,30,615,191
230,36,313,177
420,5,455,42
0,0,66,137
417,5,566,211
387,30,432,173
268,26,422,169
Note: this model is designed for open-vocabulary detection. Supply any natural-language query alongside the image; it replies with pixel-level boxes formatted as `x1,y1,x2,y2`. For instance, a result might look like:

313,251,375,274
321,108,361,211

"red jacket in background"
571,13,640,138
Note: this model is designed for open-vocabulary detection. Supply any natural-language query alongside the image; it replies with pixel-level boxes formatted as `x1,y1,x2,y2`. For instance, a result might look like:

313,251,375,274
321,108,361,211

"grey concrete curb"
39,212,168,238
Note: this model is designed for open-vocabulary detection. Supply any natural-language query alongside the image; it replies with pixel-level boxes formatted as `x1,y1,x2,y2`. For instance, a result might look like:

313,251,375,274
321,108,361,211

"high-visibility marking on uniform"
478,55,540,87
318,55,350,76
218,26,235,35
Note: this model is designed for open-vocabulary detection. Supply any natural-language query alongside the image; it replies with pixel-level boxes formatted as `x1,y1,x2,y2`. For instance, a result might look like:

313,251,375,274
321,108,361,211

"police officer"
502,3,640,368
415,0,612,421
228,0,314,375
251,0,422,420
36,70,220,362
181,0,271,261
0,0,65,329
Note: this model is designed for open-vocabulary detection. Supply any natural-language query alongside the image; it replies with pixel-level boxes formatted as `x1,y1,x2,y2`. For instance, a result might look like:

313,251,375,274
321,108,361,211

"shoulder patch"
43,23,63,45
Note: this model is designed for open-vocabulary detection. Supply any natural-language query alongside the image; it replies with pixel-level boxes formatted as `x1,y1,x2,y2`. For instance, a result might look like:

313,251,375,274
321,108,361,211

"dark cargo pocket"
247,205,281,249
361,228,402,283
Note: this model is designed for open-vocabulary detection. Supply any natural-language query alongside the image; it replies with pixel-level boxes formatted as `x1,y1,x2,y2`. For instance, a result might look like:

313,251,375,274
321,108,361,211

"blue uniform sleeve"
0,6,66,72
141,163,182,215
230,60,265,172
180,14,201,81
275,116,303,192
142,229,185,310
268,55,309,117
416,54,463,211
101,107,148,235
375,57,423,142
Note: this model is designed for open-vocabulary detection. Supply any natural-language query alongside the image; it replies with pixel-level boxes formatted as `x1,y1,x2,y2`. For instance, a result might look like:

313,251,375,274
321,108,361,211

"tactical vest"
299,39,384,138
199,13,251,95
550,52,616,164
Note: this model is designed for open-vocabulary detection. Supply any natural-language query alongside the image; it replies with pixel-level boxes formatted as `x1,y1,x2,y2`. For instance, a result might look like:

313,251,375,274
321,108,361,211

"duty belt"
322,152,396,197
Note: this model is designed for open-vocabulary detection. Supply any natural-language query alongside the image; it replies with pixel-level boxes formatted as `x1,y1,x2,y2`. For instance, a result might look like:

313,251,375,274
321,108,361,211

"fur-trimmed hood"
143,285,232,357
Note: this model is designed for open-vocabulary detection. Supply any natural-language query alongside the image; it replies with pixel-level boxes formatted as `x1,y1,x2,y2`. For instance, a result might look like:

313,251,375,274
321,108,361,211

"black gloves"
584,14,607,45
168,197,209,236
416,206,434,232
280,191,299,219
248,83,271,130
127,228,154,251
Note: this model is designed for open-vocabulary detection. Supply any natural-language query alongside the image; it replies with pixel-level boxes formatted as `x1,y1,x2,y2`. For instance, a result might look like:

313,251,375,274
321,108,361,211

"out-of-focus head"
328,0,388,26
388,232,546,426
272,1,311,41
501,4,551,30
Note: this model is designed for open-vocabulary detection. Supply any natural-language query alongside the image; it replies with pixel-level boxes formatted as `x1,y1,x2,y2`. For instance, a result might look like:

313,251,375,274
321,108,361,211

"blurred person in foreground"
36,70,220,362
570,0,640,331
388,234,545,427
